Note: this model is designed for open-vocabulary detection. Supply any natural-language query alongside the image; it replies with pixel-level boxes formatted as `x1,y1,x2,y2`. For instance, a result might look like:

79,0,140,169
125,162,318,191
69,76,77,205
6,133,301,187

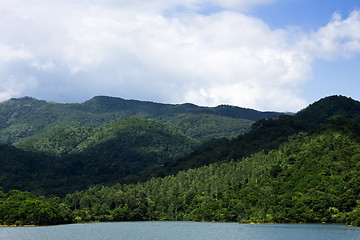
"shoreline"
0,220,357,227
0,224,36,227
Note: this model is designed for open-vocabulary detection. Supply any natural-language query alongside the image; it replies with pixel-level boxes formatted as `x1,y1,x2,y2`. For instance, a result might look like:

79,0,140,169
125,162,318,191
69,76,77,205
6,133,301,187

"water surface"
1,222,359,240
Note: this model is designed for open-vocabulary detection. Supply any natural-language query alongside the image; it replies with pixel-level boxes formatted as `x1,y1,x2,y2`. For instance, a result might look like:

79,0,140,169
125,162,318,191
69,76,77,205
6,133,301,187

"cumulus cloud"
298,10,360,60
0,1,359,111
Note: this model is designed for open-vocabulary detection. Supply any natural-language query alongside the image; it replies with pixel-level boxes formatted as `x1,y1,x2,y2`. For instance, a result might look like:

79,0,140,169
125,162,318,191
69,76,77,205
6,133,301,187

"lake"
1,222,359,240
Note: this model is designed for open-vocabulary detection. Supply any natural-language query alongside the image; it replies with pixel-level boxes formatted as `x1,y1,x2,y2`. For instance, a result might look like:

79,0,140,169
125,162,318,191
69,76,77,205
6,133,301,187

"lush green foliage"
0,96,277,144
296,95,360,128
0,189,72,226
154,113,253,141
63,123,360,226
1,118,199,196
17,117,198,160
1,95,360,227
150,96,360,177
62,124,360,226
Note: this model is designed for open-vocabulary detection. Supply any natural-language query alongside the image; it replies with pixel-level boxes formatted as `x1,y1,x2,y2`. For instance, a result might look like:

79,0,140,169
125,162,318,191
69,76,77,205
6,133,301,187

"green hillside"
16,117,198,160
62,122,360,226
1,95,360,227
2,117,359,226
1,118,199,196
0,96,277,144
2,95,360,196
143,95,360,178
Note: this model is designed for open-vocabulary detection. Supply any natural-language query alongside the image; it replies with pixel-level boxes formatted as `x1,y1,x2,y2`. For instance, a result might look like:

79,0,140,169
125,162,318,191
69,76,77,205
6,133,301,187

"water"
0,222,359,240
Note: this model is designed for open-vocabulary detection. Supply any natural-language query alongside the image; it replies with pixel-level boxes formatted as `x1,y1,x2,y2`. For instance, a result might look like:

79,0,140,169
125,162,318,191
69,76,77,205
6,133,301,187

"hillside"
1,95,360,196
1,118,199,196
1,95,360,227
140,95,360,179
63,123,360,226
16,117,198,159
0,96,277,144
2,118,359,226
0,93,278,196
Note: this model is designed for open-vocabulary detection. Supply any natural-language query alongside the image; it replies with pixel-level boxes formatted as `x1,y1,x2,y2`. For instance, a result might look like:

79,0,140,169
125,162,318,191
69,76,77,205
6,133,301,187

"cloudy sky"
0,0,359,111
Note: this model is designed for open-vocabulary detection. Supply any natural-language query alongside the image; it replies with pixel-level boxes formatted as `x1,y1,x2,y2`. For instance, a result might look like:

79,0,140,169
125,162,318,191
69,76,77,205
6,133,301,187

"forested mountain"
62,121,360,226
142,95,360,179
0,96,277,144
296,95,360,126
1,117,360,226
1,95,360,195
1,118,199,196
0,95,277,196
1,95,360,227
16,118,198,159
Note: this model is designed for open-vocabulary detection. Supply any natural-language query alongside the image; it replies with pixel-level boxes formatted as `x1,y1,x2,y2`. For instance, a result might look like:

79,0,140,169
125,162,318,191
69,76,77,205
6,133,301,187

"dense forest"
0,96,276,196
0,96,275,144
0,118,200,196
63,122,360,226
1,95,360,226
134,95,360,180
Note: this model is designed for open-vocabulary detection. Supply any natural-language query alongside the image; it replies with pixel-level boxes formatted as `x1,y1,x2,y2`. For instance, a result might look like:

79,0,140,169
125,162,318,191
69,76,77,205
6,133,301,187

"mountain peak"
1,96,46,107
295,95,360,126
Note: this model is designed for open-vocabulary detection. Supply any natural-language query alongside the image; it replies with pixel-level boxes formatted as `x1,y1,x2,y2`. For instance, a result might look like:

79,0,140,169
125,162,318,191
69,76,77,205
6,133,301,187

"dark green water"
1,222,359,240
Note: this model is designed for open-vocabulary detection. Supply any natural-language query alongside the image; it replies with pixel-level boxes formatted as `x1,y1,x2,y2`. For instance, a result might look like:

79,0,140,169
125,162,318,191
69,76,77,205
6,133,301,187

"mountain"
16,117,198,159
1,118,199,196
0,95,279,195
296,95,360,127
134,95,360,179
1,95,360,226
4,116,360,226
0,96,278,144
2,95,360,196
63,123,360,226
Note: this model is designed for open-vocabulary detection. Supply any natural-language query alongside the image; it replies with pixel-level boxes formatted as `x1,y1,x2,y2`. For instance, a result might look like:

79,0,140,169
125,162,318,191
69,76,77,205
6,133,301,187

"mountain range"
0,96,279,196
0,96,278,144
1,95,360,226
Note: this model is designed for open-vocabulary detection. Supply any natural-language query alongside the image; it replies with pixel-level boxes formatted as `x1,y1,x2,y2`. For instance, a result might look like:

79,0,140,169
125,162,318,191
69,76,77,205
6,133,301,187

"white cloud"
0,44,35,101
0,44,31,62
0,1,359,111
299,10,360,60
0,75,37,102
72,0,276,12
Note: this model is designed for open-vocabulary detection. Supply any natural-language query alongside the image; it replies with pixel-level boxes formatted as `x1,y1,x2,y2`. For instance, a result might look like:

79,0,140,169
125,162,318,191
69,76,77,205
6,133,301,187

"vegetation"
148,95,360,178
61,122,360,226
1,118,199,196
16,117,198,159
154,113,253,141
0,95,360,227
1,120,359,226
0,96,277,144
0,189,72,226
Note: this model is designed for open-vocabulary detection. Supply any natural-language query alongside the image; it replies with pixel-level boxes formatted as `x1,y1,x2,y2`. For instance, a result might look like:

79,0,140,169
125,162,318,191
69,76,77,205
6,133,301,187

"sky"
0,0,359,112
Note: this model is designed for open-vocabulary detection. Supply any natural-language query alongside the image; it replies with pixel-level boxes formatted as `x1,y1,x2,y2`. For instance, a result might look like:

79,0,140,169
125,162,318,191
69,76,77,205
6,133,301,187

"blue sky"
249,0,360,106
250,0,359,29
0,0,359,112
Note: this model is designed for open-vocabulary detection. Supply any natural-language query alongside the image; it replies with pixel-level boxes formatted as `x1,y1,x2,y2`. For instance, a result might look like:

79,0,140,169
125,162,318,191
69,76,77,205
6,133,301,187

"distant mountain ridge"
80,96,278,120
0,95,279,195
2,95,360,196
0,96,279,144
296,95,360,127
1,118,199,196
137,95,360,179
2,95,360,227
